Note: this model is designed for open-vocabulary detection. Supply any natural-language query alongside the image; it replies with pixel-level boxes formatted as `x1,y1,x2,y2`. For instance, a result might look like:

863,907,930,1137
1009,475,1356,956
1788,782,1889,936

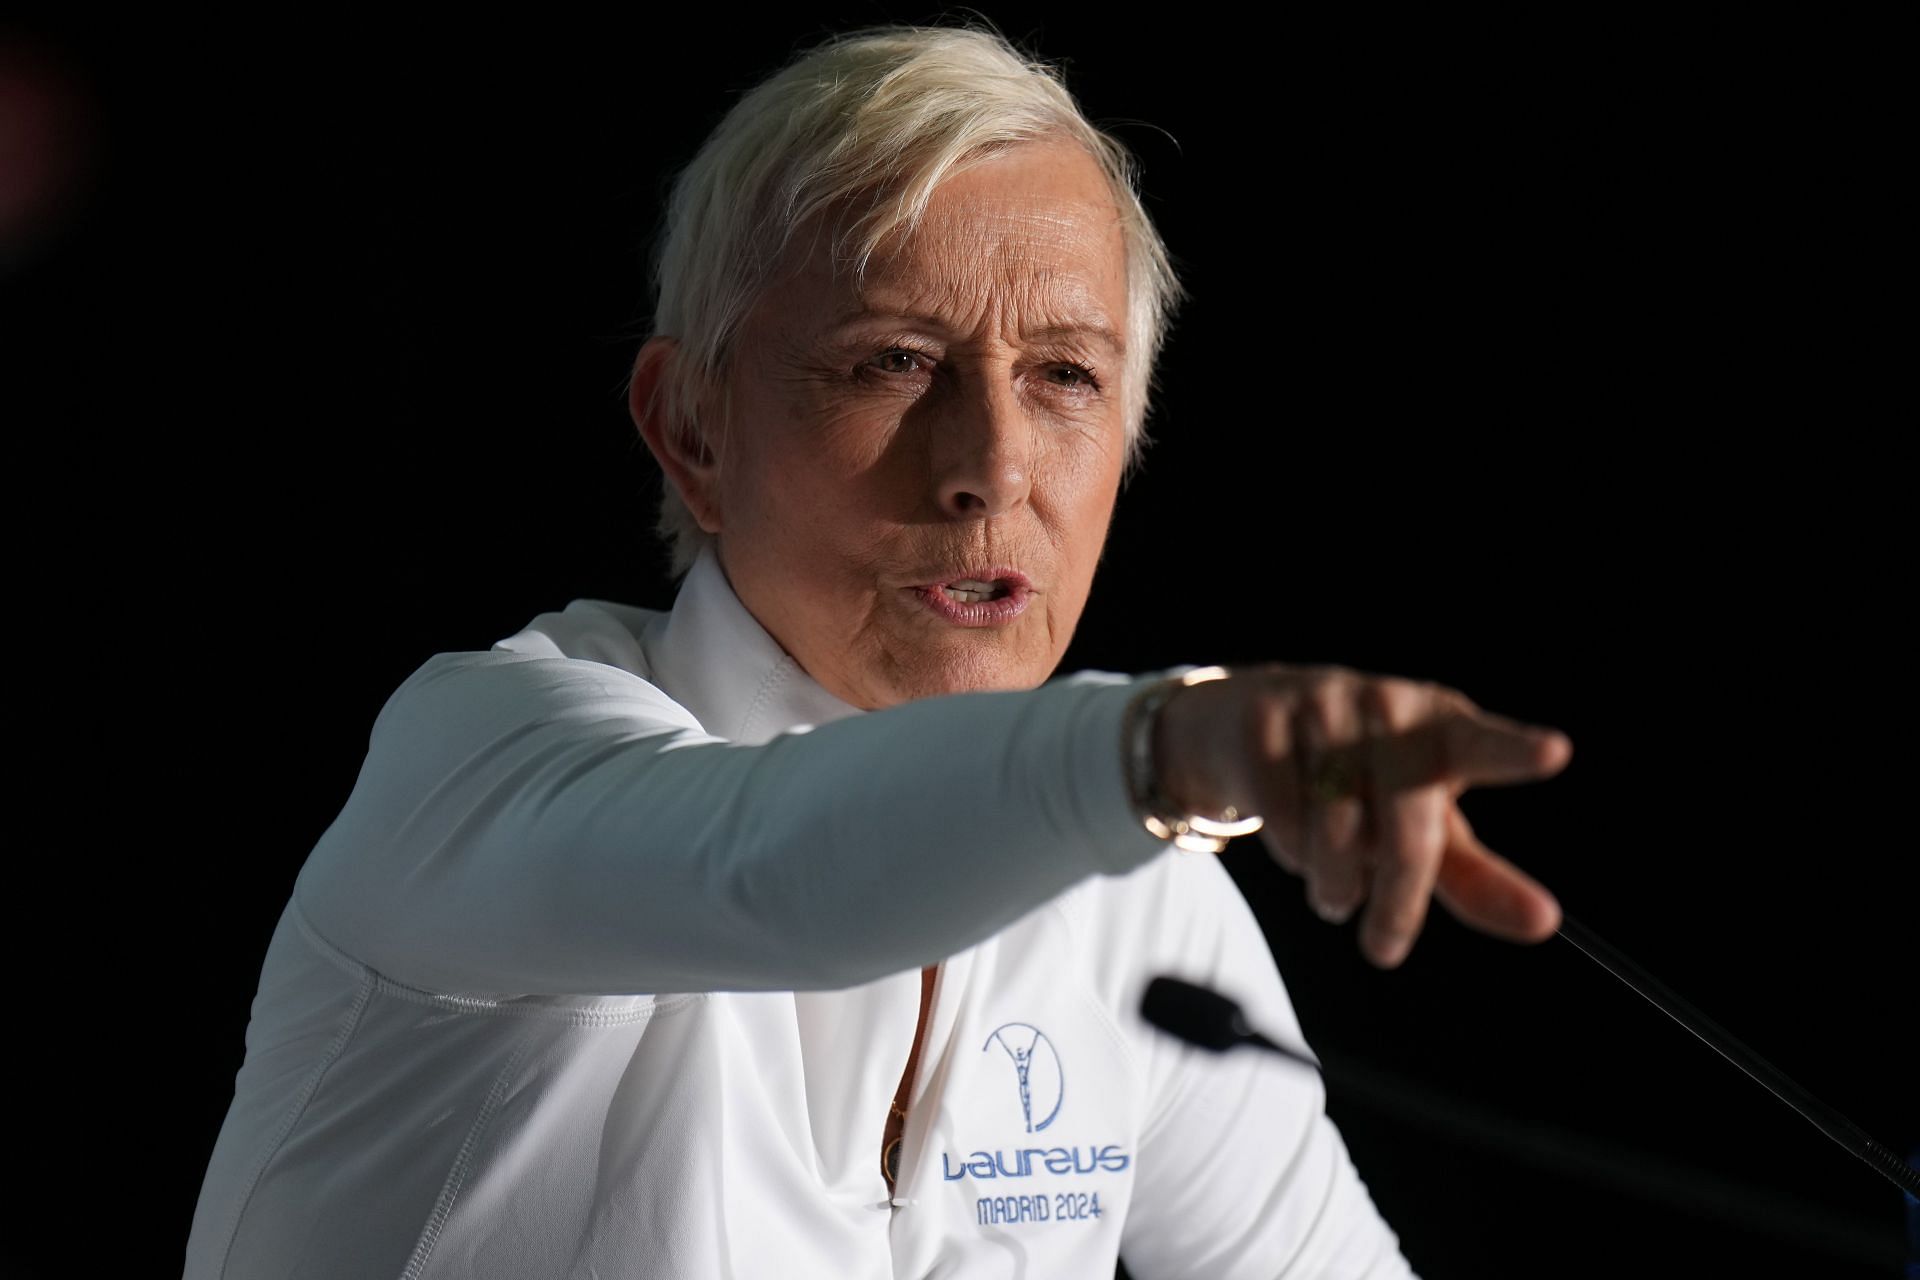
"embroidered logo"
983,1022,1064,1133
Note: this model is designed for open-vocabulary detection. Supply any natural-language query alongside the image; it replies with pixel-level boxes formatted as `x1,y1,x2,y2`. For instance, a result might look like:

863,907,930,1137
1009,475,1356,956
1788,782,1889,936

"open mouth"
939,578,1013,604
909,570,1033,626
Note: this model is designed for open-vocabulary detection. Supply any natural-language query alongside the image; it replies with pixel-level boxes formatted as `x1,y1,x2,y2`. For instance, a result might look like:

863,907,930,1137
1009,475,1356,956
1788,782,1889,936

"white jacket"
185,542,1417,1279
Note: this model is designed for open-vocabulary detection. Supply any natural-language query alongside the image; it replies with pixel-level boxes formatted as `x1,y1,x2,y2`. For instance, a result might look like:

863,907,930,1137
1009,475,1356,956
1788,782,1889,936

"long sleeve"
1111,852,1420,1279
293,650,1173,997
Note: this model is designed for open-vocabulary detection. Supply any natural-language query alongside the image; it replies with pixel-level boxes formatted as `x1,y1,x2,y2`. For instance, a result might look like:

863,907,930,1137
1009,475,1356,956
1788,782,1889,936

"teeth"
936,577,1012,605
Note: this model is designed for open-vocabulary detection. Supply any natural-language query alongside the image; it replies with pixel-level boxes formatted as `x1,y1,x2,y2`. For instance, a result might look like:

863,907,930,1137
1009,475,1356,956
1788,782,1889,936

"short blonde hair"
633,19,1187,578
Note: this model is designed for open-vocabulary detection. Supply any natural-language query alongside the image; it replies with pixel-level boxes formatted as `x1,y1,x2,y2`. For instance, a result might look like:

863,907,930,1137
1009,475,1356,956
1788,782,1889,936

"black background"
11,7,1911,1278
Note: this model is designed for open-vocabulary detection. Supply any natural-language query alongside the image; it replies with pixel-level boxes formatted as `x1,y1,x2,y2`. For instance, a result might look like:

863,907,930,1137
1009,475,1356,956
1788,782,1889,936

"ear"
628,335,723,534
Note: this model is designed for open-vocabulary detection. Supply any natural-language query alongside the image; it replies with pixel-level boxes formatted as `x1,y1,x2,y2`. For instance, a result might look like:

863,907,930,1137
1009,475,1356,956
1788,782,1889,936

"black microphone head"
1141,976,1248,1052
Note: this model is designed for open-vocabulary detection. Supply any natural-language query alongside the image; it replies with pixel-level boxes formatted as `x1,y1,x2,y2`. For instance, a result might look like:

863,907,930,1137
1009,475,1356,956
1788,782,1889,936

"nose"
930,368,1033,521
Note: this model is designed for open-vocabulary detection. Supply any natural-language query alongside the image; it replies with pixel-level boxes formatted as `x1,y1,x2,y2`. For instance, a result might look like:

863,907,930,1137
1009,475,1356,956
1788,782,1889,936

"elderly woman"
185,23,1569,1279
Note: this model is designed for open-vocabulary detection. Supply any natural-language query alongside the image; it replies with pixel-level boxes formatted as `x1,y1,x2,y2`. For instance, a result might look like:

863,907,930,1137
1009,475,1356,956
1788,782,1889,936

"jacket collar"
640,540,866,746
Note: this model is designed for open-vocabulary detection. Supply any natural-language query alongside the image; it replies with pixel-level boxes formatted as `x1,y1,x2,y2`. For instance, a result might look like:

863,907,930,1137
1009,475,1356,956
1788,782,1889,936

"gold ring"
1311,755,1357,804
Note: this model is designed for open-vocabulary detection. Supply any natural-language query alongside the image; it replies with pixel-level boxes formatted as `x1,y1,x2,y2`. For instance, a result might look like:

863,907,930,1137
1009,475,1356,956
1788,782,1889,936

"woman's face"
696,139,1134,710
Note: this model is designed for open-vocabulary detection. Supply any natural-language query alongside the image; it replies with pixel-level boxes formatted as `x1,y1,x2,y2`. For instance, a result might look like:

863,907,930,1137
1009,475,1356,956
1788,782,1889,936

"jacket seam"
736,655,792,740
1136,1035,1205,1150
1049,890,1142,1072
399,1031,539,1280
291,890,710,1027
212,966,378,1280
1269,1112,1344,1279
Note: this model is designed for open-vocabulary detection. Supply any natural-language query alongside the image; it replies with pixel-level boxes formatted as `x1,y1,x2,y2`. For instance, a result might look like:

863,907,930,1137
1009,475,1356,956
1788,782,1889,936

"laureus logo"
983,1022,1064,1133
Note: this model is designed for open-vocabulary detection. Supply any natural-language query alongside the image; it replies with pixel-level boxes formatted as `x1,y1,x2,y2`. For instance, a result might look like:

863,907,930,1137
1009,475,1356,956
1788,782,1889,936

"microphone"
1140,976,1323,1073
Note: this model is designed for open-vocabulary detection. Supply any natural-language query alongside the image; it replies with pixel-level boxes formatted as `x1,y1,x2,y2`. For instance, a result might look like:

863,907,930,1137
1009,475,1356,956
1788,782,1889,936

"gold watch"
1120,666,1265,853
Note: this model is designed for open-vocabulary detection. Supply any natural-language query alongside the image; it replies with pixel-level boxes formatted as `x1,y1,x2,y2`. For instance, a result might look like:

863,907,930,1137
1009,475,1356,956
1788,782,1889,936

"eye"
1045,362,1101,390
865,347,927,377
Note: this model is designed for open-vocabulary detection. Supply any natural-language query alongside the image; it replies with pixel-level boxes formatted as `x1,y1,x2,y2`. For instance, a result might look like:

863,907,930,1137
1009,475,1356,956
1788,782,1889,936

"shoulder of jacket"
493,597,665,669
371,647,706,748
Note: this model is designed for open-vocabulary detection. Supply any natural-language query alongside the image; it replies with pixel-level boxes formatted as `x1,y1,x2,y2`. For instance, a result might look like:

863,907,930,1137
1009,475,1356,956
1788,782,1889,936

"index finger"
1394,690,1573,792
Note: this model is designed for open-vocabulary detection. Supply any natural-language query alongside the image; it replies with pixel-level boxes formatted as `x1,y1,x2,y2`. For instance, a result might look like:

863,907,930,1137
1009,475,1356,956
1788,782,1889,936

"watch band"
1120,666,1266,854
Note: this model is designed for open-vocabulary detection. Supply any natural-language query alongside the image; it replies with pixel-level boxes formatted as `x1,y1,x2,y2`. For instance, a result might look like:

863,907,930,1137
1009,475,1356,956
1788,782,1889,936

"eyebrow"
825,307,1126,356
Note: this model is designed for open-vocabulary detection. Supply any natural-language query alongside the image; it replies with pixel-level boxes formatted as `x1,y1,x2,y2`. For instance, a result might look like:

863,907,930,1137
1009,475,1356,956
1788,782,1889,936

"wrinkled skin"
636,137,1130,711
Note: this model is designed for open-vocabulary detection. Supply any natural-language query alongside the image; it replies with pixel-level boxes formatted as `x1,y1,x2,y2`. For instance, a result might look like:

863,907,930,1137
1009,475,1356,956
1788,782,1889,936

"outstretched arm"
294,651,1171,996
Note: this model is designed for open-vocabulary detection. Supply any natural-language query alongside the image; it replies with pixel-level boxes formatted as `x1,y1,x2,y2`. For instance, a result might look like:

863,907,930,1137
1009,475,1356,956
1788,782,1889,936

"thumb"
1432,804,1561,944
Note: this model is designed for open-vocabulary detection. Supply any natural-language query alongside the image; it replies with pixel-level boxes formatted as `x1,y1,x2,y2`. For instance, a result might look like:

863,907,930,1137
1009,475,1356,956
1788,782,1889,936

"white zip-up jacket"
185,542,1417,1279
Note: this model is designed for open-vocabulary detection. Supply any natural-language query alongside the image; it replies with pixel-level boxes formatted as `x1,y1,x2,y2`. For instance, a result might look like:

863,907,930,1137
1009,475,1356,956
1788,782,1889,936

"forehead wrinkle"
878,202,1116,276
873,186,1118,267
830,294,1123,355
837,221,1125,349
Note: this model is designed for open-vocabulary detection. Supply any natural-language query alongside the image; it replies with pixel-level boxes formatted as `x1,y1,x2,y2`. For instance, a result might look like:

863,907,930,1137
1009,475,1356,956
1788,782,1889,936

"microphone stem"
1246,1030,1322,1073
1555,911,1917,1198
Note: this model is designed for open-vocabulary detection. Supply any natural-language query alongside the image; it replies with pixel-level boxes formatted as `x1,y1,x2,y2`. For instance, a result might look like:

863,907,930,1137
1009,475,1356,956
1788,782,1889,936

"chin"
881,649,1051,705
